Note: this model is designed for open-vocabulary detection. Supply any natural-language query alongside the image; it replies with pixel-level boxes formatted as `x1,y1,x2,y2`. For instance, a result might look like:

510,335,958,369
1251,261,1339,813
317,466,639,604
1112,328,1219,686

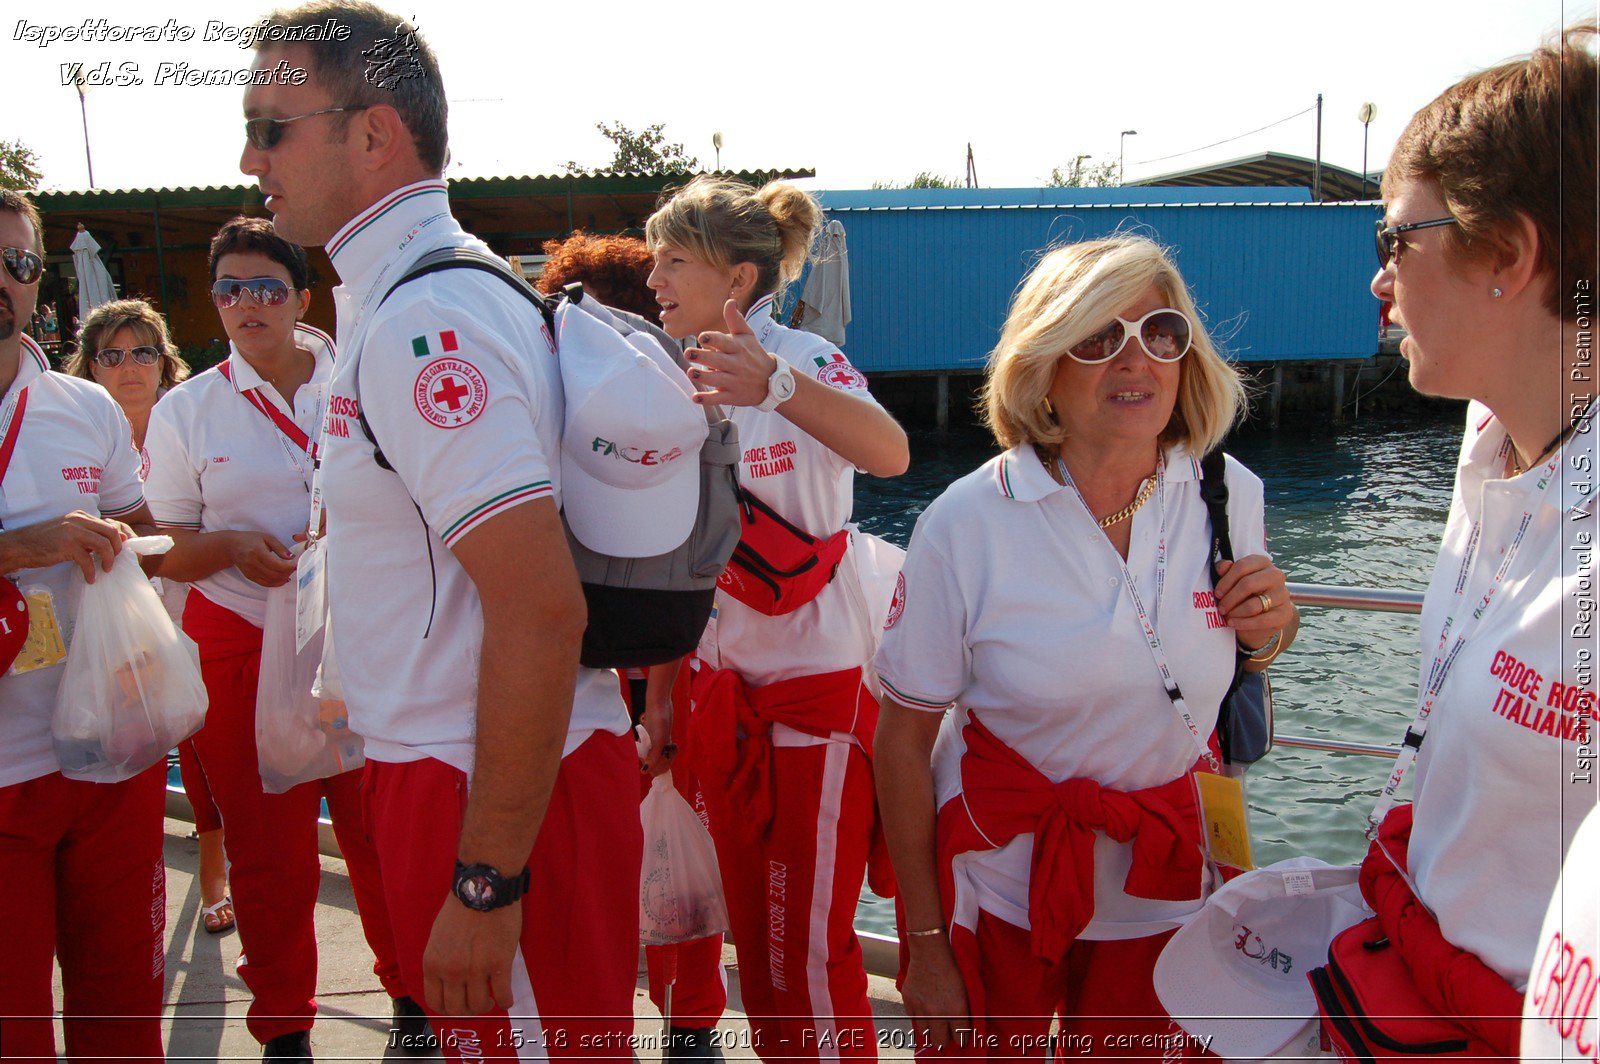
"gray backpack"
362,247,741,668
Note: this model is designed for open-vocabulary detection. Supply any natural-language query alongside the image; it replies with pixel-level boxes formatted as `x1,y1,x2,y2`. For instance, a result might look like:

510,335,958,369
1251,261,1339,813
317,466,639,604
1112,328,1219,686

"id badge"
1195,771,1255,871
11,586,66,675
294,539,328,653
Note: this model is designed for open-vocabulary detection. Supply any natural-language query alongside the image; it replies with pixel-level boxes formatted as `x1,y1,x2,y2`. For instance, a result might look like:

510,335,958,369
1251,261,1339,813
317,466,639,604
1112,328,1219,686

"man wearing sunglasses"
240,5,639,1060
0,192,167,1059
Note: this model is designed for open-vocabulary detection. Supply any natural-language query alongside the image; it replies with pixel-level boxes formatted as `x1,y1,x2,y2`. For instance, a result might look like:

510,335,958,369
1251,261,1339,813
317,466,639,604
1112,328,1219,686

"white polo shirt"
1409,403,1599,988
876,443,1266,939
1522,804,1600,1058
143,324,335,628
696,294,887,689
0,336,145,788
319,180,626,773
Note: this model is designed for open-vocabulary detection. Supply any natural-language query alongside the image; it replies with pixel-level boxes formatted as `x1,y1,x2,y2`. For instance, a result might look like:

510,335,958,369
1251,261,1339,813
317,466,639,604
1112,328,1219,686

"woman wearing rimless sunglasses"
142,215,412,1041
62,298,189,447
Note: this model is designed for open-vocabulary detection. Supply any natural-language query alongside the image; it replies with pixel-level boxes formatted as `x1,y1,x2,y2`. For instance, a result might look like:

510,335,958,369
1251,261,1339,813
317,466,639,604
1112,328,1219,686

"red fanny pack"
1310,917,1503,1060
715,487,849,616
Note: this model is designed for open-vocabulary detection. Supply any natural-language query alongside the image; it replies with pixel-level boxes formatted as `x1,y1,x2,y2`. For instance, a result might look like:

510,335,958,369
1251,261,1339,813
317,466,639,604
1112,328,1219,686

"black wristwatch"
452,861,531,912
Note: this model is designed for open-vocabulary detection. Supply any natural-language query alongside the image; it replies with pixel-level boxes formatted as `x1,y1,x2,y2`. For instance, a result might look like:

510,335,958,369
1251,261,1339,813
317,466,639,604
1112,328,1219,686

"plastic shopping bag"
52,536,207,782
639,774,728,945
256,580,364,794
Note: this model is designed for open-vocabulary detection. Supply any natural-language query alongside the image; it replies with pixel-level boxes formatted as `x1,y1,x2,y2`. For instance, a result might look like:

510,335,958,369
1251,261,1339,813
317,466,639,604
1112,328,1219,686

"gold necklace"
1098,476,1156,528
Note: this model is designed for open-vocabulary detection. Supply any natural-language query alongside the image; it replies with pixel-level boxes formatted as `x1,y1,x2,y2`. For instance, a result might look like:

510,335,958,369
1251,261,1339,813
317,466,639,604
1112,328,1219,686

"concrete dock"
52,818,912,1062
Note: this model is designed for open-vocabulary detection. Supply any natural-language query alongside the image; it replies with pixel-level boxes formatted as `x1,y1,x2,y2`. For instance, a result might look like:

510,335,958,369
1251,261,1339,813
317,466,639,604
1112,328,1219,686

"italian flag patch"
813,351,846,370
411,330,459,358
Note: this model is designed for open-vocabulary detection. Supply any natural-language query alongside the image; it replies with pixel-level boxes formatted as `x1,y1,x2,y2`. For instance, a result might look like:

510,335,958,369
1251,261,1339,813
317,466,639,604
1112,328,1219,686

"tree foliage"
1046,155,1120,188
870,171,963,190
0,140,42,192
565,121,698,176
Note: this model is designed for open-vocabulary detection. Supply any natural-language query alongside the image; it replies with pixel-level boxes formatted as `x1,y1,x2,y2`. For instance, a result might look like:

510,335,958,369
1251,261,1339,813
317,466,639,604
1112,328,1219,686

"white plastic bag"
256,580,364,794
52,536,207,782
639,774,728,945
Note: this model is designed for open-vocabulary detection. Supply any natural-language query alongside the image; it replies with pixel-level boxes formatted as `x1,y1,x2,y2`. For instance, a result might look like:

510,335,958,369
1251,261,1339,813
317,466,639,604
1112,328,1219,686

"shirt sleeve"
873,507,968,713
360,294,556,549
142,393,203,529
1223,455,1269,559
95,391,145,518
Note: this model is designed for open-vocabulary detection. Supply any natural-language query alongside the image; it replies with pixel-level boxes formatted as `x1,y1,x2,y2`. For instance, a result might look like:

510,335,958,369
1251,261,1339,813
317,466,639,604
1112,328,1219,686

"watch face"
773,367,796,400
458,874,496,909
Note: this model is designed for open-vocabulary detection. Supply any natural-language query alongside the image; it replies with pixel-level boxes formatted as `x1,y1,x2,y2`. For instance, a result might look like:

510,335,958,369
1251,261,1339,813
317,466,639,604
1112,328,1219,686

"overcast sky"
7,0,1582,195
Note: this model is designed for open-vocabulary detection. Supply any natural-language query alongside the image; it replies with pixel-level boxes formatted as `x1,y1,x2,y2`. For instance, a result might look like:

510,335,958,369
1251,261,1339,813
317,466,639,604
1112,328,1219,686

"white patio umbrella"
796,218,851,346
70,225,117,321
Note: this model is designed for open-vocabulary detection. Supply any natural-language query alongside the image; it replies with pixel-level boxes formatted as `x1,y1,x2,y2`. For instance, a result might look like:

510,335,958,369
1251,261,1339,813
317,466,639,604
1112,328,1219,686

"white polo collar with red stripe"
1467,401,1596,515
324,179,452,292
5,335,52,401
994,441,1202,503
222,323,337,406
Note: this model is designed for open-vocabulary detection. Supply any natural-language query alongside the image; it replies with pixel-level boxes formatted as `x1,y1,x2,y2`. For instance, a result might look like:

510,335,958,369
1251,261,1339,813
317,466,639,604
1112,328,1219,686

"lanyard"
1365,439,1563,838
1059,455,1221,774
217,359,323,489
0,386,29,531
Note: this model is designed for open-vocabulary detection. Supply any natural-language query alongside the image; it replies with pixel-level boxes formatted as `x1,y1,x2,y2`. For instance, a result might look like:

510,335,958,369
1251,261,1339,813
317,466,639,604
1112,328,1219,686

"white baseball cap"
1153,857,1370,1061
557,299,706,558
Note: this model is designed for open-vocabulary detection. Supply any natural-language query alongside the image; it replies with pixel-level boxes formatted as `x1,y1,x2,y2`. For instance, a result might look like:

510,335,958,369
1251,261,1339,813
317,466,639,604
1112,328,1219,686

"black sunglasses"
1375,216,1458,266
93,346,161,368
2,246,43,286
245,105,369,151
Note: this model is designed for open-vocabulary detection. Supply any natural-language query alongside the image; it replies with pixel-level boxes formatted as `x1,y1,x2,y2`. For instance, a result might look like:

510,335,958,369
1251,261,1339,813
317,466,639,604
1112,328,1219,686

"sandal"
201,895,235,935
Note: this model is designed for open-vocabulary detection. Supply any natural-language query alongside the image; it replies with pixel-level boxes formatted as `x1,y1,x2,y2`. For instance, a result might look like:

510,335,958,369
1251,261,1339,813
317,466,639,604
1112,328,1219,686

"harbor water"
849,407,1461,934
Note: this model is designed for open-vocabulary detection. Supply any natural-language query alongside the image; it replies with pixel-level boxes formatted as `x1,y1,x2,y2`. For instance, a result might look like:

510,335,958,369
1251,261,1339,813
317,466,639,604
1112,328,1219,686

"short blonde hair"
980,236,1245,454
63,298,190,390
645,175,821,301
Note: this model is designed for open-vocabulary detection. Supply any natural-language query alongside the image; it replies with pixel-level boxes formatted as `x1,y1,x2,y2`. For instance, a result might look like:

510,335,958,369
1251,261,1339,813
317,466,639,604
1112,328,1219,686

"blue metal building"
802,187,1383,375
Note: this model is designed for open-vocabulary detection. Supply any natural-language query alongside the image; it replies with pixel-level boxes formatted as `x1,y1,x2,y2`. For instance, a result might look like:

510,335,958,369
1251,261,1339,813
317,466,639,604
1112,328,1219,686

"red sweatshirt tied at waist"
689,664,877,848
953,713,1205,967
1360,804,1522,1057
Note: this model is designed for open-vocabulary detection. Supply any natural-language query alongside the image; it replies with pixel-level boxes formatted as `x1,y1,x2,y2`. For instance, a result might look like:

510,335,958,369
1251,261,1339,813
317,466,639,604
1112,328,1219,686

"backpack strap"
355,247,556,469
1198,447,1234,569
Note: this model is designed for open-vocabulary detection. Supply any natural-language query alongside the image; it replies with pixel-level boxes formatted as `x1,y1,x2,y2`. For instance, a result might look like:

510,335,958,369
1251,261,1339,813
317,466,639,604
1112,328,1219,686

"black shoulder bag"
1198,449,1274,768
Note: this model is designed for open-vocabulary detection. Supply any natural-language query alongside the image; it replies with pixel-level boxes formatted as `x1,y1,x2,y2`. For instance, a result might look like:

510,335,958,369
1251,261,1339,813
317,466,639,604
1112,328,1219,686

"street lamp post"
1119,130,1138,186
712,131,723,172
1358,103,1377,199
75,75,95,189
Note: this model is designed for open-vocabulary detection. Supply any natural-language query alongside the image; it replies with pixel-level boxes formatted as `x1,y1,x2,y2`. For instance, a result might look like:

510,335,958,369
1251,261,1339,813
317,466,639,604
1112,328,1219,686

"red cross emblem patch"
414,357,489,429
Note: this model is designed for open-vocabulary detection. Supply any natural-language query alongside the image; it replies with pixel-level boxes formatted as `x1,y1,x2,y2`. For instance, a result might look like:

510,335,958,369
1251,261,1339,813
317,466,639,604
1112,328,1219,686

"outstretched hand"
684,300,780,408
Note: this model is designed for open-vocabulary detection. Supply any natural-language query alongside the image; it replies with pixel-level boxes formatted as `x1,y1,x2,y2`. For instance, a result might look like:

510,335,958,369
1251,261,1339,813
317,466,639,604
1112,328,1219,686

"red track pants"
923,914,1214,1060
184,591,404,1044
712,739,878,1062
364,730,643,1061
176,739,222,834
619,664,729,1029
0,764,166,1062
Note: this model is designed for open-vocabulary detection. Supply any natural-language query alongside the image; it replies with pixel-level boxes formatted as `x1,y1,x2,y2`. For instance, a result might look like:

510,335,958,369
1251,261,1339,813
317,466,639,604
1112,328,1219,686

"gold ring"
1257,592,1273,613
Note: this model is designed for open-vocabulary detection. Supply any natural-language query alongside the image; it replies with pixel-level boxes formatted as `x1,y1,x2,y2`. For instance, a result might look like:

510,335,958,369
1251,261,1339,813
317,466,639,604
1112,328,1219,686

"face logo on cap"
590,437,687,467
1233,924,1294,975
885,572,906,630
414,358,489,429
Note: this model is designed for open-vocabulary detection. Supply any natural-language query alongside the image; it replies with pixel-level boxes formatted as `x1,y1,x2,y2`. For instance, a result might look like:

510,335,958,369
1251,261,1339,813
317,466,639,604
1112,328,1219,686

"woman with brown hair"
1310,25,1598,1060
63,300,236,934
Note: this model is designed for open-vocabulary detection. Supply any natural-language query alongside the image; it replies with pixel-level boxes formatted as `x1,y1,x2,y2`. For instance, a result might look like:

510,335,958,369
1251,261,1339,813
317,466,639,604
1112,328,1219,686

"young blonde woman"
646,175,909,1061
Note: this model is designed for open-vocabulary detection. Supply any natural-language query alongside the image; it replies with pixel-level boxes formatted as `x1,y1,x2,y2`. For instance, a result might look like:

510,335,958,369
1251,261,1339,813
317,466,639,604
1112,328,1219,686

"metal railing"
1271,581,1425,760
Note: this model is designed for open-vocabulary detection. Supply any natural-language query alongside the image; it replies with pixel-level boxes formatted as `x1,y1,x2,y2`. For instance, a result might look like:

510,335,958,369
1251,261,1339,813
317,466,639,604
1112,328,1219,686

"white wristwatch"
756,355,796,412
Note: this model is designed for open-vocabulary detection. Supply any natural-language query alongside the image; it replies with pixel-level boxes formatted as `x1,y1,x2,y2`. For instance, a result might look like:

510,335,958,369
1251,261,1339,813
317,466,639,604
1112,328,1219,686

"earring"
1043,397,1057,420
1492,287,1503,298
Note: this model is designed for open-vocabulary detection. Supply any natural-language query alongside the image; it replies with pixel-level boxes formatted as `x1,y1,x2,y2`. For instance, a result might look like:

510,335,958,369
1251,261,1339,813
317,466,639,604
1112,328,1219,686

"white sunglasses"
1067,307,1194,365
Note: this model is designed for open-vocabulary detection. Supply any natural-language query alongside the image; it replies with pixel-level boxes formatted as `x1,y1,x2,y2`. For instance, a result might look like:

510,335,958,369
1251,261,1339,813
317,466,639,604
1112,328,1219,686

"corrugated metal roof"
1136,152,1379,203
816,186,1311,210
34,169,815,211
